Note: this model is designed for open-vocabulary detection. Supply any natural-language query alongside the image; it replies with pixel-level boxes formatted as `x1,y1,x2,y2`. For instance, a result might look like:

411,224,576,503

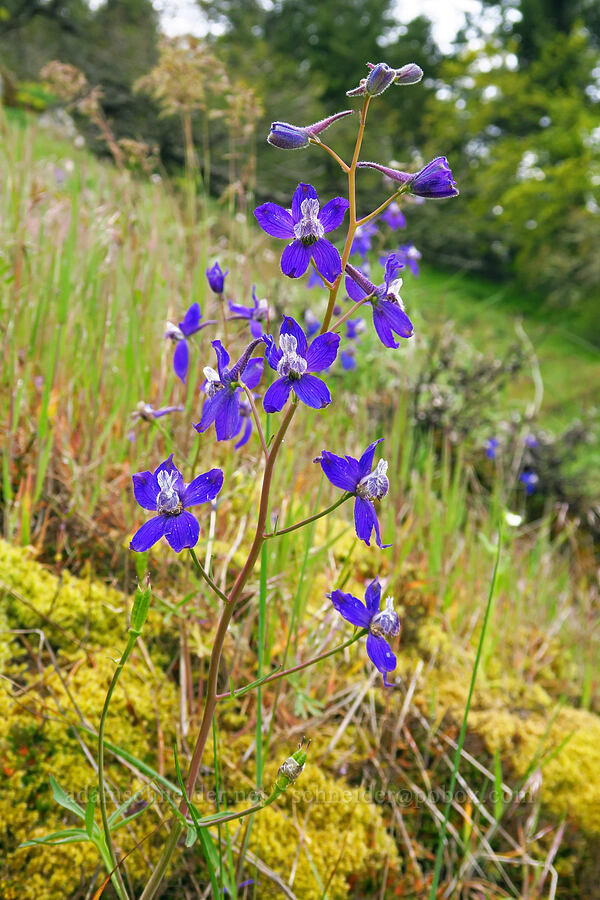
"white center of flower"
357,459,389,501
387,278,405,308
293,198,324,245
203,366,222,398
277,333,307,379
165,321,185,342
156,470,182,514
370,596,400,638
256,297,269,318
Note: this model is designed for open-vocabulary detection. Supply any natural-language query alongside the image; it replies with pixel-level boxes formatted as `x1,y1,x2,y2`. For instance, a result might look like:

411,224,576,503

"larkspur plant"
37,57,458,900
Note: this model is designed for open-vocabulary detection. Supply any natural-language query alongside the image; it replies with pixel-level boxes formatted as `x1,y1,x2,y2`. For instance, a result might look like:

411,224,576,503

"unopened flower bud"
267,122,310,150
394,63,423,85
264,738,311,806
366,63,396,96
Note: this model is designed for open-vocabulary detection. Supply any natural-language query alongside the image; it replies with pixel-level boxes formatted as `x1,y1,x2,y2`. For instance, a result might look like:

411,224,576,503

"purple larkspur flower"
262,317,339,413
195,339,264,441
267,110,354,150
254,183,348,282
380,201,406,231
131,401,184,422
228,286,270,338
345,254,414,349
130,454,223,553
525,434,538,448
340,318,365,370
520,471,539,495
357,157,459,199
315,438,390,548
304,309,321,337
347,62,423,97
206,262,228,294
350,221,378,258
341,349,356,370
380,243,421,277
164,302,212,383
232,392,255,449
330,578,399,685
485,437,499,460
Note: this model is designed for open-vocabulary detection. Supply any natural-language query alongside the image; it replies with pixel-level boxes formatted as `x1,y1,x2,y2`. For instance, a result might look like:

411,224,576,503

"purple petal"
345,274,369,303
330,589,371,628
263,334,282,370
164,510,200,553
228,300,252,318
380,299,413,339
132,471,160,511
311,238,342,283
357,439,384,479
372,306,398,349
366,633,396,673
130,515,167,552
249,320,264,338
281,240,312,278
154,455,184,493
365,578,381,616
317,450,359,492
281,317,308,357
263,377,292,413
341,350,357,370
354,496,389,548
195,390,229,433
173,339,189,383
241,357,264,390
235,416,253,449
182,468,224,507
181,302,202,336
254,202,295,239
291,182,318,222
305,332,340,372
292,374,331,408
211,340,230,379
214,390,241,441
318,197,349,233
383,254,405,291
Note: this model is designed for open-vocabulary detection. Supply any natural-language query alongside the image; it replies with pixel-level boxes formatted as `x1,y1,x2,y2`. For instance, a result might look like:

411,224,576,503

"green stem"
428,529,502,899
356,185,409,227
242,383,268,458
216,629,367,700
188,547,229,604
98,632,139,900
264,493,351,539
309,138,349,172
320,95,371,335
331,298,369,333
139,401,298,900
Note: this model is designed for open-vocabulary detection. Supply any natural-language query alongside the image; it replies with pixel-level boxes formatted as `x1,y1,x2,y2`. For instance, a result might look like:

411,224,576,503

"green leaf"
185,826,198,848
85,788,97,839
49,775,85,820
493,749,504,822
20,828,89,848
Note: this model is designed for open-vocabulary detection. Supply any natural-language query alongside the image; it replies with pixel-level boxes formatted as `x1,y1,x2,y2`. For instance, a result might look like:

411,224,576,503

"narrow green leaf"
85,788,97,839
49,775,85,820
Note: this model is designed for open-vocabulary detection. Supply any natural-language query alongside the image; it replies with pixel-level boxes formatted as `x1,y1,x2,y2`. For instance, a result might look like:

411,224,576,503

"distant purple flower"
206,262,228,294
351,221,378,258
267,110,354,150
262,317,339,413
520,471,539,495
254,183,348,282
341,349,356,370
195,339,264,441
380,244,420,277
485,437,499,460
228,287,270,338
340,318,365,370
131,401,184,422
330,578,399,685
304,309,321,337
345,254,414,349
347,62,423,97
380,202,406,231
232,392,254,449
357,158,458,199
130,455,223,553
525,434,538,448
307,268,326,289
165,302,211,383
315,438,390,548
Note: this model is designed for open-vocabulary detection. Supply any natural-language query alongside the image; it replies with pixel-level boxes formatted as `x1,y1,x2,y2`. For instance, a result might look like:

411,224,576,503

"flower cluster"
129,57,459,704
